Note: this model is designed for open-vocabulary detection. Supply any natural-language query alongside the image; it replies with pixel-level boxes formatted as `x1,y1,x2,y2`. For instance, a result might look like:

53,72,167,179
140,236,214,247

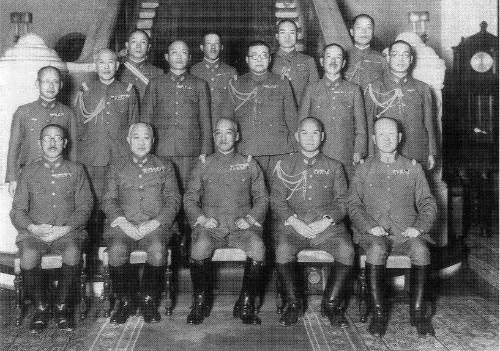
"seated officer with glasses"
229,40,297,181
10,124,93,333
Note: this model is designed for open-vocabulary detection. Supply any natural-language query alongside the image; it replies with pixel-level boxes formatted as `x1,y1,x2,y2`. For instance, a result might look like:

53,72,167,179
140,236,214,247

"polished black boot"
321,262,352,328
410,265,434,336
366,263,387,336
276,263,301,327
110,264,131,324
237,258,263,325
142,264,163,323
55,264,79,330
23,267,50,333
187,259,211,325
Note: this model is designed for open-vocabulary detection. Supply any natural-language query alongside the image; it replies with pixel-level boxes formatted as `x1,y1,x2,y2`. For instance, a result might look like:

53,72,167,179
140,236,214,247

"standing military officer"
118,29,164,101
6,66,77,197
365,40,437,169
271,19,319,106
229,40,297,181
345,14,386,90
348,117,437,336
141,40,212,192
11,124,93,332
74,48,139,246
271,118,353,327
191,32,238,128
183,118,268,325
299,44,367,179
103,122,181,324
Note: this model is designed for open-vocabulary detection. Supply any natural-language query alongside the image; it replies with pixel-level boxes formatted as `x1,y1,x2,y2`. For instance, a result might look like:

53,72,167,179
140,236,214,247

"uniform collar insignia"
278,49,297,60
43,157,63,170
39,98,57,109
325,76,341,88
203,57,219,69
169,71,186,82
388,72,408,84
133,155,148,167
303,156,318,166
250,71,268,82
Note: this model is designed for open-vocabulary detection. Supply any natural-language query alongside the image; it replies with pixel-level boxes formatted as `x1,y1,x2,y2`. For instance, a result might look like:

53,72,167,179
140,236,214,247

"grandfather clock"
452,21,498,146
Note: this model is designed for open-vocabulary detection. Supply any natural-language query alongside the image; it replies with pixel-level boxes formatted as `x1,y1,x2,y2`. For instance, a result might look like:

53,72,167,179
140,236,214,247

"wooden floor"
0,259,498,351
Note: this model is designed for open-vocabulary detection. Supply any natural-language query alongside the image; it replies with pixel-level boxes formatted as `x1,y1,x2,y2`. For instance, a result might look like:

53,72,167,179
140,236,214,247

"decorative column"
0,33,67,254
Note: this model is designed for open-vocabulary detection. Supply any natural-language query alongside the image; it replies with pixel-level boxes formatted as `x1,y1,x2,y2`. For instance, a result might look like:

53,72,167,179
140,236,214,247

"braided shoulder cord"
76,91,106,125
273,160,307,200
367,84,404,118
229,79,258,112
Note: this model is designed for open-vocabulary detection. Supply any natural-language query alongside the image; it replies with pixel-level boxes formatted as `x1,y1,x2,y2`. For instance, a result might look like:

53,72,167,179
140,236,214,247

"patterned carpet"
1,293,498,351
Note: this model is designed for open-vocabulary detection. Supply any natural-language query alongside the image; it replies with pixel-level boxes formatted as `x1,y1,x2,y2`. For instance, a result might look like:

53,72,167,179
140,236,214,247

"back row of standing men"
7,14,437,337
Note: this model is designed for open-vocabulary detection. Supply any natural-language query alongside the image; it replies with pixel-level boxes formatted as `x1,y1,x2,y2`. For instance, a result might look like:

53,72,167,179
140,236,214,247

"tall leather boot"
322,262,352,327
187,258,211,325
366,263,387,336
237,258,264,325
55,264,80,330
142,263,163,323
23,267,50,333
276,263,301,327
110,264,131,324
410,265,434,336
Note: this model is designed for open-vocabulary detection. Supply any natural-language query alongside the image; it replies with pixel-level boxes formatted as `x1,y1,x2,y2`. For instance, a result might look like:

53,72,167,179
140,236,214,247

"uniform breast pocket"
182,91,198,105
29,181,47,196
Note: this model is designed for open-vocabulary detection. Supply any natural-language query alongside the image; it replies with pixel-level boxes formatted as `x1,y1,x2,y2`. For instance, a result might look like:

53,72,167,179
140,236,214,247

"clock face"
470,52,494,73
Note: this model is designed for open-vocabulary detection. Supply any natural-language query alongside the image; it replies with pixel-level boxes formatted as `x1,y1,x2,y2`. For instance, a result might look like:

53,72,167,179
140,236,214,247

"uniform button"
139,174,143,178
175,112,179,115
387,176,390,179
53,205,56,208
387,187,391,191
51,181,55,184
308,185,312,189
308,197,312,200
106,102,110,105
175,101,179,105
30,128,34,132
51,192,56,196
106,112,110,115
106,121,110,124
309,175,313,178
210,88,214,91
211,78,215,81
139,186,143,189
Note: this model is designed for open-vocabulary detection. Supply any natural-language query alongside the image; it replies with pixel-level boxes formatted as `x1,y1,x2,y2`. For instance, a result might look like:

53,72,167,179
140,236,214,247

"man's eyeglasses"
389,52,411,58
41,135,64,143
248,54,270,61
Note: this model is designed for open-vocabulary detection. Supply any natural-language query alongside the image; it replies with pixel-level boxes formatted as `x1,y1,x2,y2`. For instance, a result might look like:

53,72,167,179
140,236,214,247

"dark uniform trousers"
364,72,438,162
229,71,298,185
345,46,387,90
5,98,77,183
184,152,269,261
117,59,164,102
271,152,354,265
299,77,367,180
10,158,93,269
348,155,437,266
141,71,213,190
191,59,237,128
103,155,181,267
271,49,319,106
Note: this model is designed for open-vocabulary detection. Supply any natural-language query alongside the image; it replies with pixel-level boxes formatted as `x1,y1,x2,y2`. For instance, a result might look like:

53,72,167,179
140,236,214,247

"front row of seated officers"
11,117,436,338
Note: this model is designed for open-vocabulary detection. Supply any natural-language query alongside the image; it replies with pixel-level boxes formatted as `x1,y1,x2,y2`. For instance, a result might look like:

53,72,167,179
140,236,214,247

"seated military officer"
102,122,181,324
348,117,437,336
271,117,354,327
183,118,268,325
10,124,93,332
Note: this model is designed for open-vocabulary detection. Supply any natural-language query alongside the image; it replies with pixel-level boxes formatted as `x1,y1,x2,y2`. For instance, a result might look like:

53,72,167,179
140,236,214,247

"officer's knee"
246,236,265,262
190,238,214,261
62,244,81,266
275,242,297,264
20,248,42,270
365,240,389,265
336,240,355,265
408,238,431,266
146,243,167,266
108,242,130,267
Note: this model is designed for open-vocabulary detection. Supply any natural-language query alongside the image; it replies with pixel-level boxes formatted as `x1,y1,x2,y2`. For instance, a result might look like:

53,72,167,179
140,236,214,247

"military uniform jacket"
365,72,438,162
141,71,213,157
75,80,139,167
345,46,387,89
118,59,164,100
183,151,269,231
271,49,319,105
348,155,437,243
271,152,348,231
6,99,77,182
299,77,367,174
103,154,181,227
10,158,93,242
230,72,298,156
191,58,237,126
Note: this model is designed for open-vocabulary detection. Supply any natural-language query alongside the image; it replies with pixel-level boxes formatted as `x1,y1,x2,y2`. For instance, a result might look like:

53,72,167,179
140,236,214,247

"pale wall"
0,0,106,55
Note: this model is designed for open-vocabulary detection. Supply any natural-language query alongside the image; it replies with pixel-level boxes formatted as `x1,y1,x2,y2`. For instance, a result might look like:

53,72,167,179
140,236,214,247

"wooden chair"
98,247,174,316
14,253,88,326
358,252,411,322
275,249,335,314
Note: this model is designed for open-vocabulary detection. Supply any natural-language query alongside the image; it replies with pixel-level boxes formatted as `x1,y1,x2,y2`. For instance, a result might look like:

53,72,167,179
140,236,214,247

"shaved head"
94,48,118,62
215,118,238,133
298,117,323,133
128,122,154,139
